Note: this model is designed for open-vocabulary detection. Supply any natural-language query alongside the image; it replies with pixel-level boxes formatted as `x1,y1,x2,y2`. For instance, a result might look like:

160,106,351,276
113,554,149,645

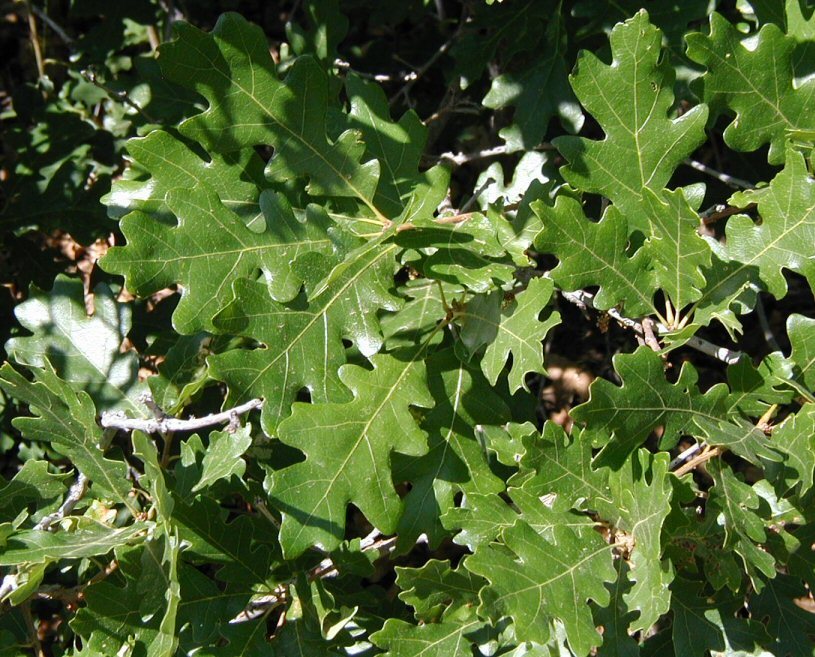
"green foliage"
2,2,815,655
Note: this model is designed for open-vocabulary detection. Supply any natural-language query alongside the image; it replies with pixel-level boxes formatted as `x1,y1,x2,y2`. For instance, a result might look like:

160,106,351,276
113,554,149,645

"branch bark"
560,289,742,365
100,398,263,433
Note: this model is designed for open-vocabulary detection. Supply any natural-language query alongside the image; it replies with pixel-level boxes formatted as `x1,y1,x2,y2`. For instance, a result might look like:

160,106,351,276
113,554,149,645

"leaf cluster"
1,1,815,655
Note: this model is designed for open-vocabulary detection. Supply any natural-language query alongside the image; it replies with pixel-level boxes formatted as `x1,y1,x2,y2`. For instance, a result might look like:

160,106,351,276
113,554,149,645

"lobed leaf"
554,10,708,217
269,354,434,557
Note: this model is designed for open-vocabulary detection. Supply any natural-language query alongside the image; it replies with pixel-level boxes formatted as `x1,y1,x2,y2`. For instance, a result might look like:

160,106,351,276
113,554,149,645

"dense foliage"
2,1,815,654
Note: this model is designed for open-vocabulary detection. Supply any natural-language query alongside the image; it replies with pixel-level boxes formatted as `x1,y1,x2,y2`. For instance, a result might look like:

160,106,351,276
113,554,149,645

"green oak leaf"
0,461,69,524
594,450,674,633
192,426,253,493
687,13,815,164
714,147,815,299
752,574,815,656
395,560,485,622
396,213,516,293
786,312,815,393
5,275,145,415
592,560,641,657
466,521,615,656
572,0,712,58
458,277,560,392
103,130,268,226
0,521,147,566
101,185,334,333
483,16,583,151
0,362,133,509
707,460,776,586
766,404,815,496
442,484,598,553
172,497,278,587
441,491,519,551
392,348,509,551
371,615,486,657
532,197,655,316
380,279,453,350
208,241,401,434
693,416,783,467
286,0,349,65
554,11,708,217
147,333,216,415
71,545,166,656
639,188,712,312
670,577,774,657
725,354,795,417
160,14,386,220
269,353,434,557
572,347,728,469
346,74,449,224
509,421,610,513
450,0,555,88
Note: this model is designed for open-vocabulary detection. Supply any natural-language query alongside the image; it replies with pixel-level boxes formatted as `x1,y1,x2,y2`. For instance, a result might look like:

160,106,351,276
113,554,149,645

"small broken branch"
100,398,263,433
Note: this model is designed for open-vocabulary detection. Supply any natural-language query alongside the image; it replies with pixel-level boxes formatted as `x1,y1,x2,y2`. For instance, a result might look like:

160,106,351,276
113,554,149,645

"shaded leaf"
161,14,385,218
458,276,560,392
270,354,433,556
5,275,145,415
0,362,133,508
393,349,509,551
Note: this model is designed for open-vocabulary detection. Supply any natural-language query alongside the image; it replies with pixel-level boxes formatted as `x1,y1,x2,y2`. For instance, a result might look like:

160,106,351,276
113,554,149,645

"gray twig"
669,442,704,470
684,159,754,190
560,289,742,365
101,398,263,433
34,472,89,531
333,59,415,83
30,5,74,45
389,18,465,106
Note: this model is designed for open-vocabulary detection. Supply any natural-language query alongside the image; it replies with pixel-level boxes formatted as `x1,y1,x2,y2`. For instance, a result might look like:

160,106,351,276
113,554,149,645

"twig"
80,68,158,123
700,203,755,226
24,2,45,80
641,318,661,352
559,289,742,365
685,159,754,190
390,18,465,106
30,5,73,45
437,145,509,166
669,441,704,470
34,472,88,531
755,296,782,352
459,176,495,213
674,445,722,477
100,398,263,433
333,59,415,83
